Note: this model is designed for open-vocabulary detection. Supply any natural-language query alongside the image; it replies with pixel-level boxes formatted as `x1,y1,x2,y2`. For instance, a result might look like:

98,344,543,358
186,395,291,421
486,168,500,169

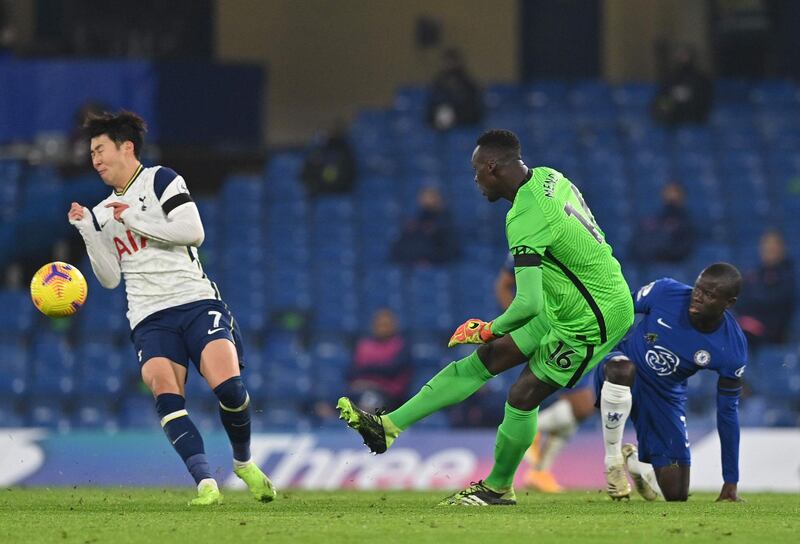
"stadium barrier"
1,429,797,492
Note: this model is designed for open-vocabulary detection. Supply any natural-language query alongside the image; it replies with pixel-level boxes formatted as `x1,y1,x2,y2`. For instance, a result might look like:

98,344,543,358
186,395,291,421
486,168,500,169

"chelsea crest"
693,349,711,367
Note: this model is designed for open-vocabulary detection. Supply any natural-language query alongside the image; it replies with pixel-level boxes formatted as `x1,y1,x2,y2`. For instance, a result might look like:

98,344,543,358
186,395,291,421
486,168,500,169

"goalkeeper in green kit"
338,129,634,505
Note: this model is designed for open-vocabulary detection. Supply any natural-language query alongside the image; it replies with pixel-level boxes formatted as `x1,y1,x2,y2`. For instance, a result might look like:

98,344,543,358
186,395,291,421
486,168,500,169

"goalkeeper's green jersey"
505,167,633,344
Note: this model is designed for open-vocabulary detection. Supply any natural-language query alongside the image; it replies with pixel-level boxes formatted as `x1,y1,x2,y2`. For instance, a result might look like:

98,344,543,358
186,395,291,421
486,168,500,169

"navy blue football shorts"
131,299,245,375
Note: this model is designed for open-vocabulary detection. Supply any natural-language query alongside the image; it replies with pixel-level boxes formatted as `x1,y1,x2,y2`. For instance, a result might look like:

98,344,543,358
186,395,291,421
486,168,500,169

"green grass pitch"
1,488,798,544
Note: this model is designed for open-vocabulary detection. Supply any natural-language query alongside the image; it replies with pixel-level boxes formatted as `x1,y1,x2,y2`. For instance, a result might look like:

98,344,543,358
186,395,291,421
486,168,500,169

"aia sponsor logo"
113,230,148,258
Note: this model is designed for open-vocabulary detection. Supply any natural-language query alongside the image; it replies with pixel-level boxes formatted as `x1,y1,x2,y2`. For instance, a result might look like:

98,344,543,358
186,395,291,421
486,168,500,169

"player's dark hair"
83,110,147,159
702,262,742,298
476,129,521,163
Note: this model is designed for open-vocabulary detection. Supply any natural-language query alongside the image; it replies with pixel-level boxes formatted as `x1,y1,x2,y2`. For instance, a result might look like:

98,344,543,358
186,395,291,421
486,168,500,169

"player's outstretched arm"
490,265,544,336
113,201,205,247
68,202,121,289
716,375,744,502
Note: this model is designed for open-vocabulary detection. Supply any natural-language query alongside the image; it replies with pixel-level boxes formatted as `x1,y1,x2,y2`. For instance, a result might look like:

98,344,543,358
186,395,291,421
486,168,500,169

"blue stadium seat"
311,338,352,369
452,263,499,319
570,79,612,105
394,86,429,113
265,151,304,179
28,396,70,430
612,83,654,113
76,341,127,395
484,83,523,112
78,288,128,337
313,369,347,406
750,80,799,107
0,290,35,337
359,266,405,319
715,79,752,103
0,339,27,396
409,333,449,368
406,269,454,332
73,397,118,431
30,334,76,395
0,397,23,427
738,396,769,426
119,396,160,429
262,406,309,431
0,160,21,221
264,369,312,404
524,80,569,110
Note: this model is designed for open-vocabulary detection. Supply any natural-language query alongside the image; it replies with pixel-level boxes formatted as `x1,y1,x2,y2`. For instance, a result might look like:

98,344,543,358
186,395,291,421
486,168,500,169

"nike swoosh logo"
172,431,189,445
657,318,673,329
605,425,622,430
685,442,690,448
208,327,224,335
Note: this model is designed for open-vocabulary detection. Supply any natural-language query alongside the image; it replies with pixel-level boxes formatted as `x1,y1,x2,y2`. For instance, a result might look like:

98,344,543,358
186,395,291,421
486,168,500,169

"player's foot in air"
605,464,631,500
439,480,517,506
622,444,658,501
234,462,277,503
336,397,399,454
524,469,564,493
189,478,223,506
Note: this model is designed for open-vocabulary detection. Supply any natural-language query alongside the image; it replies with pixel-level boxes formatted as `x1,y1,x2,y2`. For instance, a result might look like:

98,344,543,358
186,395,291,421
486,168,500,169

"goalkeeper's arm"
490,265,544,335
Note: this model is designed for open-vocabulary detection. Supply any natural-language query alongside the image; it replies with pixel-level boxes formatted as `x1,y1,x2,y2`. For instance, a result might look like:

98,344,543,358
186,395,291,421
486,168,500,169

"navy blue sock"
213,377,252,463
155,393,211,484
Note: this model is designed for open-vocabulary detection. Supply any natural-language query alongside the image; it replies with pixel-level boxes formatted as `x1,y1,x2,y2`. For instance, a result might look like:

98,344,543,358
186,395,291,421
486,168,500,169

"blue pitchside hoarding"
1,429,797,492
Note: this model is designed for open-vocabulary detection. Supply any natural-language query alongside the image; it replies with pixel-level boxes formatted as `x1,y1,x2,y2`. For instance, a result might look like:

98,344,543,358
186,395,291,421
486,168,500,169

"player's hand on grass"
716,482,743,502
105,202,130,222
448,319,496,347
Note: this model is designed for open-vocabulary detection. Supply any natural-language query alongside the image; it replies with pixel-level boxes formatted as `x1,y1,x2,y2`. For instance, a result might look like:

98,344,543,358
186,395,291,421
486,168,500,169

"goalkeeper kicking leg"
337,331,528,453
337,315,551,454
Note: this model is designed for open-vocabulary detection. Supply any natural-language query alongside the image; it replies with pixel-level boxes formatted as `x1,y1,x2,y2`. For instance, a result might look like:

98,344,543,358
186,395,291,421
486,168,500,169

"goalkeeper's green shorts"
509,314,627,389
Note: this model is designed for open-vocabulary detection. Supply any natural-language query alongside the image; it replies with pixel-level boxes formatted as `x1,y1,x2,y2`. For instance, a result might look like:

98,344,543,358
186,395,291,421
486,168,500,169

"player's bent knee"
605,357,636,386
507,373,547,411
213,376,249,411
478,336,525,375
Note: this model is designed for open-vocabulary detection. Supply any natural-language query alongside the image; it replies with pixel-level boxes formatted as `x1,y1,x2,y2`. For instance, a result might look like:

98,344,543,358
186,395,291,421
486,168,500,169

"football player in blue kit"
596,263,747,502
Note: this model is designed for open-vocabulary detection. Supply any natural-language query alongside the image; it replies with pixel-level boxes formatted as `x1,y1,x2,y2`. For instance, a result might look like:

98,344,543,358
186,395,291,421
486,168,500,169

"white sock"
601,381,632,468
538,429,574,471
197,478,218,491
233,458,252,470
537,398,577,434
626,456,661,496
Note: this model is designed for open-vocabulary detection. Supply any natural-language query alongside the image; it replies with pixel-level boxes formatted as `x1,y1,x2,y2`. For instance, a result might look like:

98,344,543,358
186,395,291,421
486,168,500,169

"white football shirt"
89,165,219,329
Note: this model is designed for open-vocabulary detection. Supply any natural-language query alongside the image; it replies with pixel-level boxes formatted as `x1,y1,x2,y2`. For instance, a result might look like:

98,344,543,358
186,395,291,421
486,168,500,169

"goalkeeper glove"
448,318,496,347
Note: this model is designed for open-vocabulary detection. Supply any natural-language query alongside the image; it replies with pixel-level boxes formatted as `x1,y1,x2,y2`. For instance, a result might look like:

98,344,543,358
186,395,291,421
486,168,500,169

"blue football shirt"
618,278,748,402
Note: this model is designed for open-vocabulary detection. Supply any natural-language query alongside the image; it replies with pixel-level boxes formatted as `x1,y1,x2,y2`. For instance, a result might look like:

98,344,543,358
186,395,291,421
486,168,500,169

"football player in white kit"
67,111,274,506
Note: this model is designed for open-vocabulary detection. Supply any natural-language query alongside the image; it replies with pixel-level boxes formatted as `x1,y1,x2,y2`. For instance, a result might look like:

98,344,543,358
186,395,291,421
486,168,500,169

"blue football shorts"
131,299,245,375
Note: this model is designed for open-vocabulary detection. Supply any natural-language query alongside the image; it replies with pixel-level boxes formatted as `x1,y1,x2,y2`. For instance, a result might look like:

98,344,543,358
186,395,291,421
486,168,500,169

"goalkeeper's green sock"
484,403,539,492
385,351,492,431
